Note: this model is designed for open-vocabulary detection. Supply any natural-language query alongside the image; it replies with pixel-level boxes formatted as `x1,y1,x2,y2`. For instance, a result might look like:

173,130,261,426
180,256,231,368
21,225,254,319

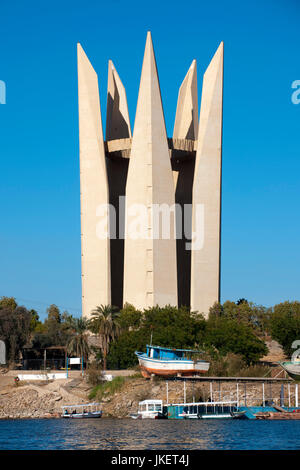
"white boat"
279,360,300,379
61,402,102,419
130,400,166,419
130,399,246,420
135,345,210,378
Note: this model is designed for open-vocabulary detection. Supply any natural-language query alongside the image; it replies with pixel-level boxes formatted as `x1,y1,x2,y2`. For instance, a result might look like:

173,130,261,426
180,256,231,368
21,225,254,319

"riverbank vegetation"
1,296,300,373
88,376,126,401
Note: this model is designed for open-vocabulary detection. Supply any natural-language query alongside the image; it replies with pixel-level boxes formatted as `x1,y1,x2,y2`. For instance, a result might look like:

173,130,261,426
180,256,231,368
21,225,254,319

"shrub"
203,353,270,377
86,362,104,386
88,376,125,401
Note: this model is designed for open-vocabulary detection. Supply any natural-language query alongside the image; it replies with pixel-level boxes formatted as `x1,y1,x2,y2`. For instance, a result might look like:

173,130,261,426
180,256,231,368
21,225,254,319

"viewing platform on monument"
105,137,197,160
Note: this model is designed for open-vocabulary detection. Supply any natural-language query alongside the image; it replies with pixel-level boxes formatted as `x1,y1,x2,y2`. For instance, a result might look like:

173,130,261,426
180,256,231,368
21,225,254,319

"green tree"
212,300,271,336
0,297,18,311
0,306,31,362
107,329,149,369
208,302,223,319
118,303,143,330
269,301,300,356
141,305,206,348
66,318,90,361
61,311,74,326
46,304,61,323
29,309,42,332
107,305,206,369
88,305,121,370
36,305,73,347
203,315,268,364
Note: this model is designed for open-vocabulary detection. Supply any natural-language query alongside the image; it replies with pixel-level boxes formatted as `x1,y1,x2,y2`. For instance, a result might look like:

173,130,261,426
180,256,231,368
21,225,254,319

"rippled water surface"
0,418,300,450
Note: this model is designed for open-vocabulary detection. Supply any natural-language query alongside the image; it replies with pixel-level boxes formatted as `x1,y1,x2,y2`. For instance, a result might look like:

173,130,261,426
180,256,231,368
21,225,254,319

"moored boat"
130,399,246,420
135,345,210,378
279,360,300,380
130,400,167,419
166,401,247,420
61,402,102,418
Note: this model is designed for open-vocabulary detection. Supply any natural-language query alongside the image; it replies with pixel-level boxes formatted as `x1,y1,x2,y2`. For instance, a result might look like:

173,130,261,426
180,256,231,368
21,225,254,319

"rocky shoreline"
0,372,295,420
0,376,89,419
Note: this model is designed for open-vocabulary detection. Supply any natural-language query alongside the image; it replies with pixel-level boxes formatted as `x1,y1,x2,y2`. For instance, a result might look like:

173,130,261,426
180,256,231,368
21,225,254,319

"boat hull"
181,413,245,420
279,361,300,380
166,402,245,420
130,412,166,419
62,411,102,419
137,353,210,378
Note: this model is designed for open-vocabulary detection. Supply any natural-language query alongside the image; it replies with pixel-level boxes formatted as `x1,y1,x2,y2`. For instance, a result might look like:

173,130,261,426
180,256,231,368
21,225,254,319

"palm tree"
88,305,120,370
66,317,90,364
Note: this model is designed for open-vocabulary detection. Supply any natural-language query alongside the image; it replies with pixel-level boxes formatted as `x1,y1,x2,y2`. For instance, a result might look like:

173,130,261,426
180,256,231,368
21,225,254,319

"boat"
130,399,167,419
166,401,247,420
279,359,300,380
61,402,102,419
255,409,300,420
135,345,210,378
130,398,246,420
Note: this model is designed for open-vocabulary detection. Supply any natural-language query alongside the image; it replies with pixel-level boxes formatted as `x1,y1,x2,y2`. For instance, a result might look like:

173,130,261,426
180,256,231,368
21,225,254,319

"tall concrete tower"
77,44,111,319
190,43,224,315
123,32,177,309
77,33,224,318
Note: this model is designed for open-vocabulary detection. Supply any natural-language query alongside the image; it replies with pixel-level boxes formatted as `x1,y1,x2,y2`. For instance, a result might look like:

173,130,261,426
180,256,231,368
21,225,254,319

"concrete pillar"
123,32,177,309
106,60,131,141
173,59,198,142
191,42,223,317
77,44,111,318
105,60,131,308
173,61,198,307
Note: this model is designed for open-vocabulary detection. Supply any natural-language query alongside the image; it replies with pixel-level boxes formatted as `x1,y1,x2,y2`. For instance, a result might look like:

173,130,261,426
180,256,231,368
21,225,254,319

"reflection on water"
0,418,300,450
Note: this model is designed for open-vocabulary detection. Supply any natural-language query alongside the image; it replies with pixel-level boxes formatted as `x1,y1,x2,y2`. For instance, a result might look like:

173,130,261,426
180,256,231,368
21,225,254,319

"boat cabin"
167,401,240,419
61,402,102,418
145,345,200,361
138,400,163,414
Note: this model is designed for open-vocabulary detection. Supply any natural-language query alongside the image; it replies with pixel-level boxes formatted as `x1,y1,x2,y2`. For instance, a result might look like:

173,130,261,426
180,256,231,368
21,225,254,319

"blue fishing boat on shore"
135,345,210,378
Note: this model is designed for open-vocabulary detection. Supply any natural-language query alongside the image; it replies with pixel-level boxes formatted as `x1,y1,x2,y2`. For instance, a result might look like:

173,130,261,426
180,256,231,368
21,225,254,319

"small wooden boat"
255,410,300,420
135,345,210,378
61,403,102,419
130,400,167,419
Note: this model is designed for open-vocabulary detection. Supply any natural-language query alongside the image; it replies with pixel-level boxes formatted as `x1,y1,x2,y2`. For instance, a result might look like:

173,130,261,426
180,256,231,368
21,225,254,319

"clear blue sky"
0,0,299,319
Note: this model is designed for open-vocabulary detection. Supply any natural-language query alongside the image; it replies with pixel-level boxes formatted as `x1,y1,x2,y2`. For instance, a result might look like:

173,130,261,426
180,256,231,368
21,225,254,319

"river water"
0,418,300,450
